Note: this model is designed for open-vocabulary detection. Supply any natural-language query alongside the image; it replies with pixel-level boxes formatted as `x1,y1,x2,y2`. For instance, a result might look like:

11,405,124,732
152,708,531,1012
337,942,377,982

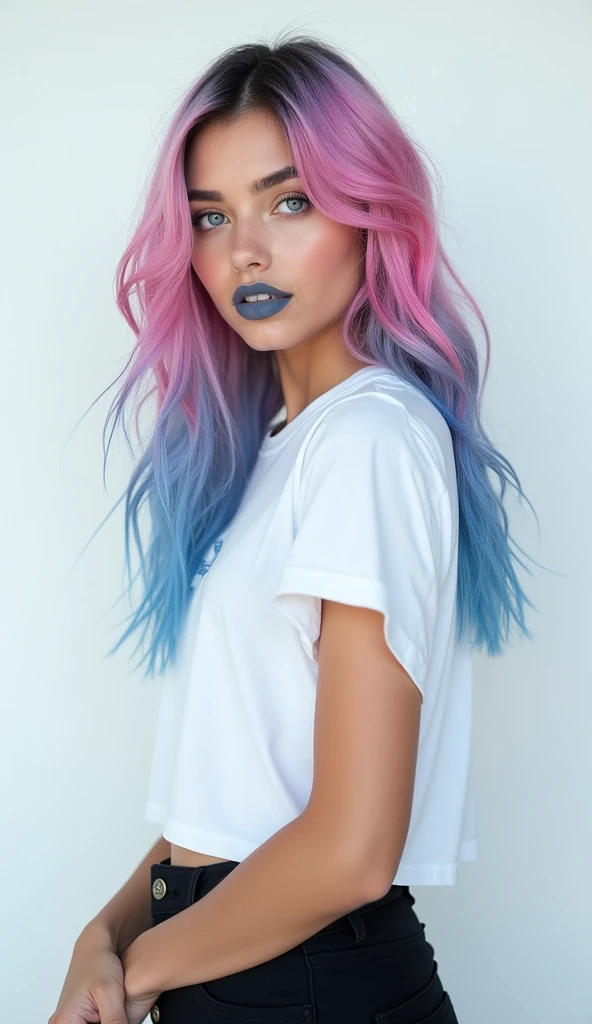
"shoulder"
300,390,449,492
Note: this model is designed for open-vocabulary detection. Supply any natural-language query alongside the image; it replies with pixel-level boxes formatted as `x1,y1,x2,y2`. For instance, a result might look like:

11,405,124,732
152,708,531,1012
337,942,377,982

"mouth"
234,294,293,322
232,282,292,304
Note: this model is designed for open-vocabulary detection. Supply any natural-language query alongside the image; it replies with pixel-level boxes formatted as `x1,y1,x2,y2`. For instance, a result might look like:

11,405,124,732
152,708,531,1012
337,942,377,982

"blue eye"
276,193,311,216
192,210,226,231
190,192,313,232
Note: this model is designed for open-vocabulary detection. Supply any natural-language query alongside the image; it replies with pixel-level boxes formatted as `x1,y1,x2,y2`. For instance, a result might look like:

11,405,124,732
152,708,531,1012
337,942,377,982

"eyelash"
190,191,313,232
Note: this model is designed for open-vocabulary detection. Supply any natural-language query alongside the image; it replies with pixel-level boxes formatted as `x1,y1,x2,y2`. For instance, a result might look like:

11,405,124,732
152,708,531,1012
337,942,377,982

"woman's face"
185,108,364,357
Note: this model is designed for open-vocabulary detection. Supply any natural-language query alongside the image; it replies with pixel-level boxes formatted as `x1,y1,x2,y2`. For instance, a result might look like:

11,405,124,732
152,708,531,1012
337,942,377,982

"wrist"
121,931,159,1003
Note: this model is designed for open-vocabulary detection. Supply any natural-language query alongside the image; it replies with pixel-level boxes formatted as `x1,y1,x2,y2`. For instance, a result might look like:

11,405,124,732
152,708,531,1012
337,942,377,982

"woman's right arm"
80,834,170,954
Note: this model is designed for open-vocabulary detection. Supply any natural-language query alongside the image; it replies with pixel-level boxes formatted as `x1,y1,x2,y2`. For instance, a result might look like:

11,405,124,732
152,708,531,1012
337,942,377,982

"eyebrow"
187,165,299,202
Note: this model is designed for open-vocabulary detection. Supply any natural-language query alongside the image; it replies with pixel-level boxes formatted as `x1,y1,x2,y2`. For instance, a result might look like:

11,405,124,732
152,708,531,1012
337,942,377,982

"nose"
231,248,271,274
229,219,273,274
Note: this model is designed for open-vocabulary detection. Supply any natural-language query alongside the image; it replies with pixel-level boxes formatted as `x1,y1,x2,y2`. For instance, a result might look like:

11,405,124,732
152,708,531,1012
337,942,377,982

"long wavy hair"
81,30,545,680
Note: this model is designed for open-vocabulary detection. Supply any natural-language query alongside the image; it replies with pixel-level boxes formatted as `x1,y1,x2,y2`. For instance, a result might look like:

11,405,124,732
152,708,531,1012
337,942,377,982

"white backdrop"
1,2,590,1021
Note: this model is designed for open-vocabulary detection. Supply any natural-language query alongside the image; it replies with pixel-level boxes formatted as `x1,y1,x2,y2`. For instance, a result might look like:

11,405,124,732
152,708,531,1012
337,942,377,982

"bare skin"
169,845,230,866
171,108,366,868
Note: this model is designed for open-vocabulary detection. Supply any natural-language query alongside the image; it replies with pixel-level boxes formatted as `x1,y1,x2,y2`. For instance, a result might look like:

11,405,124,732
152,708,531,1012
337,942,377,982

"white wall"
1,2,590,1021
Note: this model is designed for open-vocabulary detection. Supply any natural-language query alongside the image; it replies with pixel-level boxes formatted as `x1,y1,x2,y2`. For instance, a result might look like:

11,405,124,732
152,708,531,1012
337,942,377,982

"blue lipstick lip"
232,281,292,305
234,295,293,321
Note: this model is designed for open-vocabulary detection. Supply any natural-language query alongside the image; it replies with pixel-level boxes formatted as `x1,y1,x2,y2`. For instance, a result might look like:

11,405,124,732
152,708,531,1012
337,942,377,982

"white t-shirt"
144,365,478,885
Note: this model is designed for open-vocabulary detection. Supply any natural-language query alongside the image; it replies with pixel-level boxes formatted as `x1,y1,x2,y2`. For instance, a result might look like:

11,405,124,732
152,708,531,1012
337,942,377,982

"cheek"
191,248,218,297
299,228,363,292
191,247,206,280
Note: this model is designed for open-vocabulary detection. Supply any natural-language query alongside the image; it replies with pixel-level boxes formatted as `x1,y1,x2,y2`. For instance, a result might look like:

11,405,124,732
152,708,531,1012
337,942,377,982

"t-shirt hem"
145,804,478,886
147,809,261,863
395,840,479,886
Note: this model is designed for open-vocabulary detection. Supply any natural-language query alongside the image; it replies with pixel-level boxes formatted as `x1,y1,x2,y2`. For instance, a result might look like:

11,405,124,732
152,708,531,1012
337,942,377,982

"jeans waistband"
150,857,407,943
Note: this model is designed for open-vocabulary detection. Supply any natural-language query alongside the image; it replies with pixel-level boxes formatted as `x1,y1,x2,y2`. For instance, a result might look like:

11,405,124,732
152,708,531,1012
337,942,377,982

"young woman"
50,31,539,1024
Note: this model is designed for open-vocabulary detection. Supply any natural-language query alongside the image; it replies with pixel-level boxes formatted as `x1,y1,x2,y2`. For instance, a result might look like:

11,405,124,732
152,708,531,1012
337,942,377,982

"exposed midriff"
169,842,232,867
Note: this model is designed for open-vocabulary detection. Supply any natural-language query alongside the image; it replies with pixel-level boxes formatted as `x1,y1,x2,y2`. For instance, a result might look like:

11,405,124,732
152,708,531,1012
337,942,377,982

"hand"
48,925,129,1024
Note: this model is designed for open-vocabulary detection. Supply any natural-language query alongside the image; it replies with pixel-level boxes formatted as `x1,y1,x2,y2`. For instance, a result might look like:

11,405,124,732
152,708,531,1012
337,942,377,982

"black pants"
148,856,459,1023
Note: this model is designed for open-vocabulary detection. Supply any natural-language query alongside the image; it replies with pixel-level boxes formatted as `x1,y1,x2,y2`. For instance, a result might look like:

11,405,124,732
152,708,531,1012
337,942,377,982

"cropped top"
144,365,478,885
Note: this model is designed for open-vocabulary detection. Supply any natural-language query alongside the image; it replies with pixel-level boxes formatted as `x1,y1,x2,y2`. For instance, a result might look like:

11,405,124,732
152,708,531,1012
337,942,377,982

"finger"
94,987,128,1024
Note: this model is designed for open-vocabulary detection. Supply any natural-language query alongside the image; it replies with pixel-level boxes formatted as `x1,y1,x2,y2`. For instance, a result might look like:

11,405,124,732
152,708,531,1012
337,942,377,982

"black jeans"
148,856,459,1023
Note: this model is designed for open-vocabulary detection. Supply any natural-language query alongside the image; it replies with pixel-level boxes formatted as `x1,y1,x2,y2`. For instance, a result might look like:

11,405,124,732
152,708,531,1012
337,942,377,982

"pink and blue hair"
86,31,543,679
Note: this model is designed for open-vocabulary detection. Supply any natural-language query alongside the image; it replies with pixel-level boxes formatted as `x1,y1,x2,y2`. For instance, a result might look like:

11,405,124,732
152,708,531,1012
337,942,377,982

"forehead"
186,109,293,186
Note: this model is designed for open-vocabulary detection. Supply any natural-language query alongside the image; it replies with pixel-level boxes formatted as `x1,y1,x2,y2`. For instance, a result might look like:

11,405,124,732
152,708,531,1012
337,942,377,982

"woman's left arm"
122,597,422,1001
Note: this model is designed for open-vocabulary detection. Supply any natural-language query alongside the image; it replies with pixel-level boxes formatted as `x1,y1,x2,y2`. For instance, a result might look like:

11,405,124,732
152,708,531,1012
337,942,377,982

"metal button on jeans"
150,1004,160,1022
152,877,167,900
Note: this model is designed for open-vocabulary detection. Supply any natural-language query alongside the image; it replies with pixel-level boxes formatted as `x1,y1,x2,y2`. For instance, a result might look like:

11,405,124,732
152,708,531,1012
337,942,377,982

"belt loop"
186,866,206,908
346,909,366,942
